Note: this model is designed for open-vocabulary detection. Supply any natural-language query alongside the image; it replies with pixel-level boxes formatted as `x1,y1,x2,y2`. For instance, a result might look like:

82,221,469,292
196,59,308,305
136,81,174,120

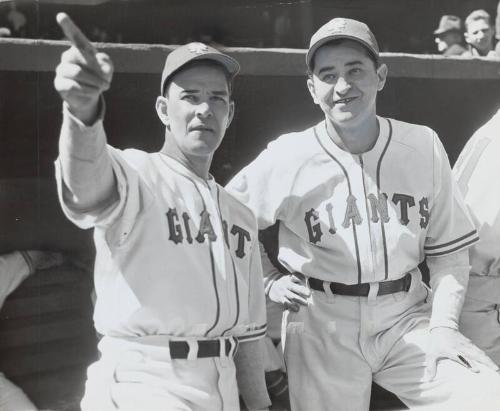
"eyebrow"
317,60,364,75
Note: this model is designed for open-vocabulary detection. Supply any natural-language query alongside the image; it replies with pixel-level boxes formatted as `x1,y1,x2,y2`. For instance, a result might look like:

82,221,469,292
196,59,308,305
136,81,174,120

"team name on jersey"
305,192,429,244
166,207,251,258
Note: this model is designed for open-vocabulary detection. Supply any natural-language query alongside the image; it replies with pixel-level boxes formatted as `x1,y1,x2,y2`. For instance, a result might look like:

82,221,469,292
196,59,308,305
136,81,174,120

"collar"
314,116,390,162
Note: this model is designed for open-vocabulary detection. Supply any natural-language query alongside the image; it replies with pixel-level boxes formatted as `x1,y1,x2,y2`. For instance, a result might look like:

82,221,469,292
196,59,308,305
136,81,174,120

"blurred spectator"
0,250,63,411
0,27,11,37
463,9,496,57
433,15,466,56
6,2,26,37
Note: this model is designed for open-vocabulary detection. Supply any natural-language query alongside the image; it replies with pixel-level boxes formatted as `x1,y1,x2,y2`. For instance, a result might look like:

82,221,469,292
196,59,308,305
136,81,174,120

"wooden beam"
1,38,500,79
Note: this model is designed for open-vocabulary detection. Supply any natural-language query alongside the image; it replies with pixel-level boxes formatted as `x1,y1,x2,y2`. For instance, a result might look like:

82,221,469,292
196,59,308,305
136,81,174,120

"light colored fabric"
427,249,469,330
0,372,37,411
453,109,500,365
454,109,500,280
0,251,30,306
459,290,500,365
283,272,500,411
55,115,266,342
227,117,478,286
81,336,239,411
56,105,268,410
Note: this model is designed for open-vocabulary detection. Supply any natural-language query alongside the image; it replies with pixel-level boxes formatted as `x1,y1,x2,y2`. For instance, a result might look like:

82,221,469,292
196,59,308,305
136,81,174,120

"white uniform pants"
460,276,500,365
283,271,500,411
81,336,240,411
0,372,37,411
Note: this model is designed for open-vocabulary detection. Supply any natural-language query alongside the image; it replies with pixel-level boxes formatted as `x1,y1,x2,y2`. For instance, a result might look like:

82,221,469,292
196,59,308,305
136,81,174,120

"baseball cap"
433,15,462,35
160,42,240,95
306,18,379,69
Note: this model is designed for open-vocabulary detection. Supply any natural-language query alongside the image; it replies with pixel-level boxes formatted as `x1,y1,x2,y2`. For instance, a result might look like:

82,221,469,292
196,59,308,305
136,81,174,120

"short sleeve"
424,133,479,257
226,138,296,230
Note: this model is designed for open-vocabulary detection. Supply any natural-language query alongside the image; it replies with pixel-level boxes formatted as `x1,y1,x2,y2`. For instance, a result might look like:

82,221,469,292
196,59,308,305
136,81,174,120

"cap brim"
306,35,378,68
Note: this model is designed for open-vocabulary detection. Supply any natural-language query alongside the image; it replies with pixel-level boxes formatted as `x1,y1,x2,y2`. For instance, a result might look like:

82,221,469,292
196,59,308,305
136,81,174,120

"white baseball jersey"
56,142,266,342
227,117,478,285
454,109,500,280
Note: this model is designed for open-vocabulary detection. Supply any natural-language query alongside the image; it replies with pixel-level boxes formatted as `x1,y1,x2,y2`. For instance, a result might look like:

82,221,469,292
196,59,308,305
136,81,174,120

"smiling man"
463,9,496,57
53,13,269,411
226,17,500,410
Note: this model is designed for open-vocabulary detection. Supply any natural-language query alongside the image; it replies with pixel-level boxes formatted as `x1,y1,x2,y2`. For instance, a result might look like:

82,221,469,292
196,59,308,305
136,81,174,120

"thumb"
424,355,437,382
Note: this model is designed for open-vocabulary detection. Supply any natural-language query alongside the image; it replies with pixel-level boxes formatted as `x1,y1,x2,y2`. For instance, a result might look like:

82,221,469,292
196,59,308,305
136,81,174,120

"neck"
325,115,379,154
160,134,212,180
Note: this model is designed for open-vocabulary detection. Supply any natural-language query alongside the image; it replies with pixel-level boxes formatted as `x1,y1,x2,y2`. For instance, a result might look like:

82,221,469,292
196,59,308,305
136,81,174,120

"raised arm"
54,13,116,212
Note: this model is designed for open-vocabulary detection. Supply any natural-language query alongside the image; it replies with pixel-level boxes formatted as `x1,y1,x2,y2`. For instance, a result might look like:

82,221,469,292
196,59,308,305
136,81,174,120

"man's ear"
226,100,235,129
464,31,470,44
376,63,388,91
307,77,320,105
156,96,169,126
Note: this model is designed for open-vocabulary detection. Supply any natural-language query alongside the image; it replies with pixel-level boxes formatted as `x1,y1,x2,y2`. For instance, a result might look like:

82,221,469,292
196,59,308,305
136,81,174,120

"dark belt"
308,273,412,297
169,338,236,359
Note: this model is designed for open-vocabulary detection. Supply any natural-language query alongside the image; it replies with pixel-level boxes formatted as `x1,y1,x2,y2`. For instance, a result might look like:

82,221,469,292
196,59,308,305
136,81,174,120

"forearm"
259,242,283,296
234,339,271,410
58,101,117,211
427,248,470,330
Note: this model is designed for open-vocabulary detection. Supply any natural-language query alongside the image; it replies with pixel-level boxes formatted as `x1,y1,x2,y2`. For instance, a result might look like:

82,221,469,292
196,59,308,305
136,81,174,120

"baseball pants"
282,271,500,411
460,275,500,366
81,335,240,411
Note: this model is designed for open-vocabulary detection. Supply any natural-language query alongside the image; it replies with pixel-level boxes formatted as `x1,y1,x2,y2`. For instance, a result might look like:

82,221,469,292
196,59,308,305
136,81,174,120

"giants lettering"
304,192,430,244
165,207,251,258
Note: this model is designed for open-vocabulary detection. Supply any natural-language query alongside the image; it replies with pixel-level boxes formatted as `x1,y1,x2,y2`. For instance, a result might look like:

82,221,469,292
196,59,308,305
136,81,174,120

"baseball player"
53,13,269,411
453,108,500,365
226,17,500,411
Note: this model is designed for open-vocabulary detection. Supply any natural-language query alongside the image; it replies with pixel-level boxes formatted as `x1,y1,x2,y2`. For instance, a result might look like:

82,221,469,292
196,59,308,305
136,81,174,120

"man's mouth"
190,125,214,132
334,97,357,105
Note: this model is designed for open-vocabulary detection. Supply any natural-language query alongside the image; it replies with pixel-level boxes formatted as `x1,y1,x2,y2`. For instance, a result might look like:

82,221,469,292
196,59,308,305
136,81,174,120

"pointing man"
53,13,269,411
227,17,500,410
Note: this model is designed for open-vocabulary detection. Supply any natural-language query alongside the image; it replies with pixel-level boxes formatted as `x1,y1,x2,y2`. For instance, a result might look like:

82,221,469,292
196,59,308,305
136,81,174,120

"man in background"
433,15,466,56
463,9,496,57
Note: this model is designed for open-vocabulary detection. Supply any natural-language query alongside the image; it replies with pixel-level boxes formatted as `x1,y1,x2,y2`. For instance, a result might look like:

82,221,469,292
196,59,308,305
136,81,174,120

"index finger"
56,12,97,61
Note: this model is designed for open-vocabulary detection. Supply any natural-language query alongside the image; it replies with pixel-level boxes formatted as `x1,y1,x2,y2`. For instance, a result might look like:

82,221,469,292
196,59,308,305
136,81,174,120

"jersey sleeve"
56,145,153,248
225,137,296,230
0,251,31,307
236,231,267,343
423,132,479,257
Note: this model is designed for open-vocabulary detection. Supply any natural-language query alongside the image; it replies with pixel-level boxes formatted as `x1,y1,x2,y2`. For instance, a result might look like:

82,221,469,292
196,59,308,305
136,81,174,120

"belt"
308,273,412,297
169,338,237,359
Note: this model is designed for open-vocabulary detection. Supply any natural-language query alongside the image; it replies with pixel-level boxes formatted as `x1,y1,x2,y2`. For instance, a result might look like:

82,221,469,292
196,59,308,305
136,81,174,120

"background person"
453,108,500,366
433,15,466,56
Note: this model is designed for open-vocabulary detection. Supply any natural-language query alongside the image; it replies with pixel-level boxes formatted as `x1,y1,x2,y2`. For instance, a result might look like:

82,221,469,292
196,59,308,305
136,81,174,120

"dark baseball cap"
306,18,379,69
434,15,462,35
160,42,240,95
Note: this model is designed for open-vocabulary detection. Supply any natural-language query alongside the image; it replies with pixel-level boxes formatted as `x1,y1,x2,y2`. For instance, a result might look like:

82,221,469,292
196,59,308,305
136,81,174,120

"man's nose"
196,102,213,118
335,76,351,94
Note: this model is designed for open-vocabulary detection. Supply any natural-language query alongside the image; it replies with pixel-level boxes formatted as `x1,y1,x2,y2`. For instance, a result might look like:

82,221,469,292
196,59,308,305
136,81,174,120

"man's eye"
350,68,362,75
182,95,197,102
322,74,336,82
